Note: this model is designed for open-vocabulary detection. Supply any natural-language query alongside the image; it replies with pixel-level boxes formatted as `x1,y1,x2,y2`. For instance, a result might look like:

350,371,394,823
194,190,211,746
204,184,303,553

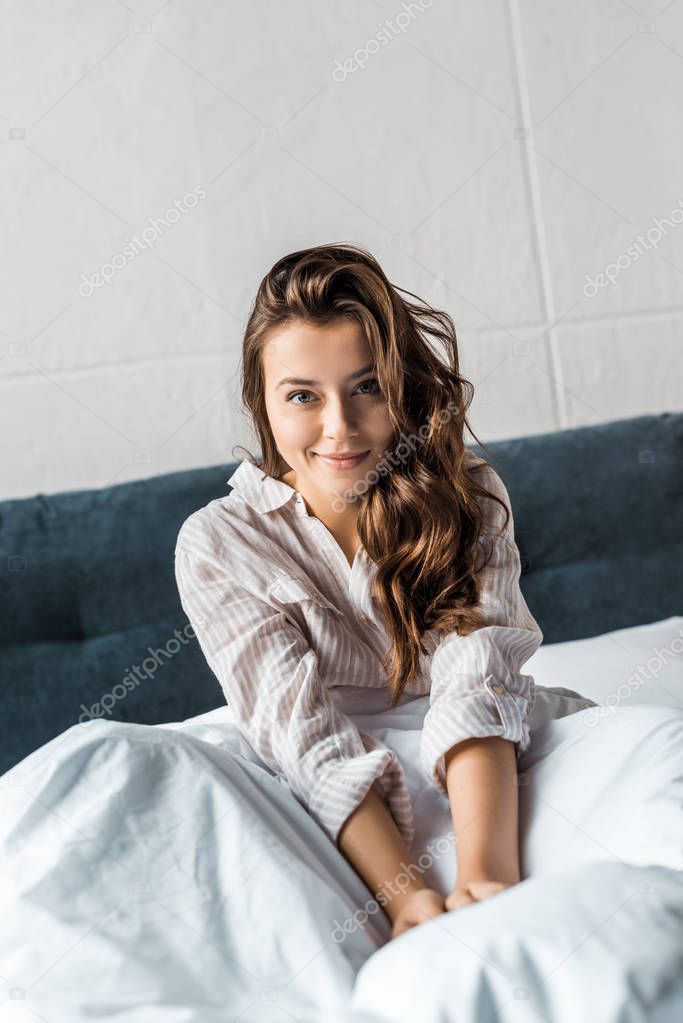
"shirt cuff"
306,747,415,849
420,672,536,796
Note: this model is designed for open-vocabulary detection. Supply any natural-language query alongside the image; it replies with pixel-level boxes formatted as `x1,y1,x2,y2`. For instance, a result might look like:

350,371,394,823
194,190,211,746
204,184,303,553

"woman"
174,242,594,941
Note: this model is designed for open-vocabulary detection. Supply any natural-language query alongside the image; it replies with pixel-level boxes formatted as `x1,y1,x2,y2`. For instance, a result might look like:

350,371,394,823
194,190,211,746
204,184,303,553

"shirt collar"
226,458,299,514
227,459,376,599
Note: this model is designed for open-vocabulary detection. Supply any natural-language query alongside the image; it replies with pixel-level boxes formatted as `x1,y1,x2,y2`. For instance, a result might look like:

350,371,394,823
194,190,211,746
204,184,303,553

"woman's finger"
444,887,475,911
466,880,511,902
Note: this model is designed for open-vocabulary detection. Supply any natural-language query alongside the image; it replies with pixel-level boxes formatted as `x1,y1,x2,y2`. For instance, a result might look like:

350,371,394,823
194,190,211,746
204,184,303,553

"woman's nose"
321,397,358,437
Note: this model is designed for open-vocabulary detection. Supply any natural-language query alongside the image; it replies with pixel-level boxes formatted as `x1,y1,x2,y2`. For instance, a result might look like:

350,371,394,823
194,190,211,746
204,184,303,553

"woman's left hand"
445,878,515,912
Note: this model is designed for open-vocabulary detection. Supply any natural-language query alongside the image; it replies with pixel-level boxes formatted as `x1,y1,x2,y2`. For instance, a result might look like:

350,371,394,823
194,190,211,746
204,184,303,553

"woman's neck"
279,468,361,565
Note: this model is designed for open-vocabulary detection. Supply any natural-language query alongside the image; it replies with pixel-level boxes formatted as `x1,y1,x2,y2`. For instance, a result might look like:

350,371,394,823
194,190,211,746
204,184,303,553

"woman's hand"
389,887,448,940
445,878,515,912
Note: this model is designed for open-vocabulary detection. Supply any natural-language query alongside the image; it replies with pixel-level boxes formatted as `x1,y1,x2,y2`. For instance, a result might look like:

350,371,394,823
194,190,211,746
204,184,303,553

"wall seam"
507,0,568,428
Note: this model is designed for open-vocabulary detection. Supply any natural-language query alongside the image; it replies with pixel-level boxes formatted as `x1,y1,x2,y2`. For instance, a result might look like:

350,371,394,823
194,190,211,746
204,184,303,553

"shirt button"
490,683,506,694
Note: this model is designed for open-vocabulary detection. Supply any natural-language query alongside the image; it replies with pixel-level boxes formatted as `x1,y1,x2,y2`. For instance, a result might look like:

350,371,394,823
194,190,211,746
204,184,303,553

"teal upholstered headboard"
1,411,681,773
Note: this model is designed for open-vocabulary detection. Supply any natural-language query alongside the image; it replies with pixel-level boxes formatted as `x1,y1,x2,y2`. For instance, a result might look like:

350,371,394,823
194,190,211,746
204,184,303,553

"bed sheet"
2,690,683,1021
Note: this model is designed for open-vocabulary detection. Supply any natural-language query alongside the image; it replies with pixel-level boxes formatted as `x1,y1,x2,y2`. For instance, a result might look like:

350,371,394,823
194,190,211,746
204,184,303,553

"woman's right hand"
445,878,515,911
389,887,447,940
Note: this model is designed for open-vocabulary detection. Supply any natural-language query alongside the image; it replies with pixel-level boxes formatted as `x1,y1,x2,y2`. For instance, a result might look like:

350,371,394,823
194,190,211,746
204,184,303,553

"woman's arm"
337,781,446,937
443,735,521,903
421,466,538,906
174,538,417,850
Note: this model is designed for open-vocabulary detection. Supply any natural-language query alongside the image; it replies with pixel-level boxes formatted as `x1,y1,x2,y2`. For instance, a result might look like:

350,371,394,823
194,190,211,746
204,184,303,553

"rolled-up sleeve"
420,467,543,795
175,531,415,849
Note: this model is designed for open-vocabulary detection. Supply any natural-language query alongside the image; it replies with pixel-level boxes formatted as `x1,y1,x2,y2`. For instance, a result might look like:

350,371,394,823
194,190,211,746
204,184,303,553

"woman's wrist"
383,878,427,924
455,855,521,888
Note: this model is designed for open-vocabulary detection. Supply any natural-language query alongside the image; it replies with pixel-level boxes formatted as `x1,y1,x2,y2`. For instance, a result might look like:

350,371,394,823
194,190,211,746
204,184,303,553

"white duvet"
2,617,683,1022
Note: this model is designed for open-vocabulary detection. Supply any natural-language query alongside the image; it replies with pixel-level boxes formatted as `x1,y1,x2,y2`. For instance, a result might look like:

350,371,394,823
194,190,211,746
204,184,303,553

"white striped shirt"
174,455,543,849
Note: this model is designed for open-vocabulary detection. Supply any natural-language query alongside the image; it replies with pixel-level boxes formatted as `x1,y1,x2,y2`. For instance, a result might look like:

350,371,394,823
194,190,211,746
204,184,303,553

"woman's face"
262,317,395,506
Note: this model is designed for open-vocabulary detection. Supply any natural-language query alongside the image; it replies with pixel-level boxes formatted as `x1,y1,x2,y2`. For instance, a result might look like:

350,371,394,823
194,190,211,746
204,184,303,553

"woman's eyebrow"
276,362,375,389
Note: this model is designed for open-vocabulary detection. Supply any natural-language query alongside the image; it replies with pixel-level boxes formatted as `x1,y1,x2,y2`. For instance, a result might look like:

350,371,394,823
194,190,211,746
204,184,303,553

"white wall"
2,0,682,500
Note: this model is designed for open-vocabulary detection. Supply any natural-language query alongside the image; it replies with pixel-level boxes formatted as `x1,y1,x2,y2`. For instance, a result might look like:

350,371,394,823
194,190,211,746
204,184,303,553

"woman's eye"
356,377,380,395
287,391,314,406
287,378,380,405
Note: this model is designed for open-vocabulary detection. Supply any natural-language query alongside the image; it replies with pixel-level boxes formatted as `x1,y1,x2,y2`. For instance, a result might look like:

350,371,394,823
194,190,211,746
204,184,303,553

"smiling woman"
176,242,557,938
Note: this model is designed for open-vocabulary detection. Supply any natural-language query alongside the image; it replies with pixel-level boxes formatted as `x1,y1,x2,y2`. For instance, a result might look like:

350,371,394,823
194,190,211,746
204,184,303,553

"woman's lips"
315,451,370,471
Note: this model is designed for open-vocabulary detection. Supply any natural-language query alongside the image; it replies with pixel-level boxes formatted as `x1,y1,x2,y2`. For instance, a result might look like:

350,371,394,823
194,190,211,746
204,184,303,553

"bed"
1,410,682,1021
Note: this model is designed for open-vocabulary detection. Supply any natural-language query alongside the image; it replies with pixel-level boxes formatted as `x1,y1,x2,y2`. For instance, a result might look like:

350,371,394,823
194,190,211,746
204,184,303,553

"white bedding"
2,617,683,1022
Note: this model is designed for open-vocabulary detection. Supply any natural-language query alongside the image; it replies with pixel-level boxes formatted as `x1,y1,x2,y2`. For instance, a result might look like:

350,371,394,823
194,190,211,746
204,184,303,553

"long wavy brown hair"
239,243,512,708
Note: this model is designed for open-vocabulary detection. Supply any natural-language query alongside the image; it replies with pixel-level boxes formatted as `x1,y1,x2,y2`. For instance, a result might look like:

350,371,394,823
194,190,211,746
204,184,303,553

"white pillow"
525,615,683,718
517,702,683,876
350,856,683,1023
351,696,683,1023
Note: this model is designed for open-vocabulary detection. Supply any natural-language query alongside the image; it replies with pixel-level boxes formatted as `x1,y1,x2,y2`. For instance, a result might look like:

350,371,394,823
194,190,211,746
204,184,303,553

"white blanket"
3,622,683,1022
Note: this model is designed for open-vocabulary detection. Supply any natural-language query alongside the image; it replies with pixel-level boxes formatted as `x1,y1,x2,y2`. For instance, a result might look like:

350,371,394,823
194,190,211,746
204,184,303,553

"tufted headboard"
1,411,681,773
